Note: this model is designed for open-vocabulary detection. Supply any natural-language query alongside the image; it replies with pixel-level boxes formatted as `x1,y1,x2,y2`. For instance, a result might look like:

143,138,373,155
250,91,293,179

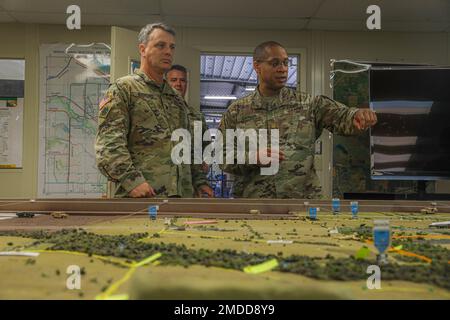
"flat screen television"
369,67,450,180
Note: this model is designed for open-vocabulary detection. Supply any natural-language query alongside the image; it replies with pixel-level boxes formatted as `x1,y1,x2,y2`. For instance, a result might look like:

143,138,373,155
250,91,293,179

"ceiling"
0,0,449,32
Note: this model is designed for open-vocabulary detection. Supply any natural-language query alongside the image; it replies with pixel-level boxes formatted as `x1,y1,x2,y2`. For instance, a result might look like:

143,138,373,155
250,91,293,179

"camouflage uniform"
219,87,359,199
95,69,207,198
183,98,210,195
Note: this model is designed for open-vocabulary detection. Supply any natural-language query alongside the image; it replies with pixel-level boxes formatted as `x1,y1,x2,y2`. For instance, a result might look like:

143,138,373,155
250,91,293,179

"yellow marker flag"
133,252,162,267
355,246,370,260
96,252,163,300
243,259,279,274
104,294,129,300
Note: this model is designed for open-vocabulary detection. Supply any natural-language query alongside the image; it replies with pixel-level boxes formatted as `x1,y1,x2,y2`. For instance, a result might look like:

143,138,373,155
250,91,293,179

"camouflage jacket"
218,87,359,199
95,69,208,198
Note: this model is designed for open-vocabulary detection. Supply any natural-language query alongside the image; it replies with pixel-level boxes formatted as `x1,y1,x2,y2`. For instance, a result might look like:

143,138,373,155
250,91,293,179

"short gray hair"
138,23,176,45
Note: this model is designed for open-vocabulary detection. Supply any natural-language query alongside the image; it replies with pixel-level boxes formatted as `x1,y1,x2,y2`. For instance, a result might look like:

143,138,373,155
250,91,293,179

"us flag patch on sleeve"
99,93,112,110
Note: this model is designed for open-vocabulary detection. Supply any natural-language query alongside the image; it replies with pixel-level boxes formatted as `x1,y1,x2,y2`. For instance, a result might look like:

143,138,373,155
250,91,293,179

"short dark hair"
253,41,285,61
166,64,187,75
138,23,176,45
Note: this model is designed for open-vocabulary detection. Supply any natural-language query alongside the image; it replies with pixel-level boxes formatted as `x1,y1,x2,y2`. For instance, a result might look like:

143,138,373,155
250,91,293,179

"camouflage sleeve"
187,106,209,190
95,83,146,193
312,95,359,136
200,112,210,150
218,107,259,176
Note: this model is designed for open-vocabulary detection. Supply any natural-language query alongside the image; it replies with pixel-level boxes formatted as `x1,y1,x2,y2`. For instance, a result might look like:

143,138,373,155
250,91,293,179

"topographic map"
38,44,110,198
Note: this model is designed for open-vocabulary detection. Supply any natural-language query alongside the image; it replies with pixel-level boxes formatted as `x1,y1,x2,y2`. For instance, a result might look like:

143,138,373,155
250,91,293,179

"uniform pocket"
295,112,314,140
275,103,313,147
130,93,159,124
129,93,169,146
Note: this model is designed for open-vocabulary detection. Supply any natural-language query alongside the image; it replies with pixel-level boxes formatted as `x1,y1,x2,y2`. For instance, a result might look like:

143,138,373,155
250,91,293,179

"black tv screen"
369,67,450,180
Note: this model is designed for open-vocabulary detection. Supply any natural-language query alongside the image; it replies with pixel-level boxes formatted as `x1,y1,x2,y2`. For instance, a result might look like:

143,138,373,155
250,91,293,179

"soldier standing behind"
166,64,213,196
95,23,210,198
166,64,188,98
219,41,377,199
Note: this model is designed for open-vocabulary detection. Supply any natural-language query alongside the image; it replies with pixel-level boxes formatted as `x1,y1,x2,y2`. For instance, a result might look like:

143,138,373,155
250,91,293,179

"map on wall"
38,43,110,198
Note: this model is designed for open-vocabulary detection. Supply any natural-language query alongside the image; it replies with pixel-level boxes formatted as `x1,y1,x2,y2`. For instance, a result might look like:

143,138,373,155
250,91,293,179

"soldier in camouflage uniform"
166,64,212,195
95,23,211,198
219,41,377,199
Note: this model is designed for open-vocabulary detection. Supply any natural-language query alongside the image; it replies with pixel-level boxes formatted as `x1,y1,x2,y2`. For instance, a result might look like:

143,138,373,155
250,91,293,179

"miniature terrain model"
0,199,449,300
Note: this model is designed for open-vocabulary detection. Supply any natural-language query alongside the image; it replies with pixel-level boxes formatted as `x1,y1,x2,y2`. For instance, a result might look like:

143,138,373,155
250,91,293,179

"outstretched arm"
313,95,377,135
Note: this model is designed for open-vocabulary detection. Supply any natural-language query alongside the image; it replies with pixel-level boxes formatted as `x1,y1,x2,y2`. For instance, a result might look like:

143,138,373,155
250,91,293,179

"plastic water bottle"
309,207,317,220
350,201,359,219
148,205,159,221
373,220,390,264
214,182,222,198
332,198,340,215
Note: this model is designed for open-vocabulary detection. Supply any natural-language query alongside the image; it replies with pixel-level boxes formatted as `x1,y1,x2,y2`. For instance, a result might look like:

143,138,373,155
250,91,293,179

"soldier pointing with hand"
219,41,377,199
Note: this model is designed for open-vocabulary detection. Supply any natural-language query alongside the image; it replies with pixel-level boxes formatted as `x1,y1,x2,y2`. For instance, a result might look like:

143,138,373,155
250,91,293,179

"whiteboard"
0,59,24,169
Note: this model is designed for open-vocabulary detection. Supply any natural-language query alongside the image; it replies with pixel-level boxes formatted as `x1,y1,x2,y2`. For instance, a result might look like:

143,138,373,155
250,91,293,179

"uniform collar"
134,69,176,95
250,85,287,110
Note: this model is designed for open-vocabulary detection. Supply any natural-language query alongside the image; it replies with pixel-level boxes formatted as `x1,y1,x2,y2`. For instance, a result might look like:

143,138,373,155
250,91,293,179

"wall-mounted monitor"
370,67,450,180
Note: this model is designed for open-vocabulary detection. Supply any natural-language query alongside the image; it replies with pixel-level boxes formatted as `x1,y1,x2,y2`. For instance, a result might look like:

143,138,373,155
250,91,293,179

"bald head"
253,41,285,62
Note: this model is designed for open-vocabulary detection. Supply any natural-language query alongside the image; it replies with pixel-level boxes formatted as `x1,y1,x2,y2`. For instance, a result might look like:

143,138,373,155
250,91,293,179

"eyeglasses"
257,59,293,68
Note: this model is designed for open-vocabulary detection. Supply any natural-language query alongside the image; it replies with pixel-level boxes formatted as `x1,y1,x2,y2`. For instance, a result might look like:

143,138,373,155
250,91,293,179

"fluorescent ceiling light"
204,96,237,100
